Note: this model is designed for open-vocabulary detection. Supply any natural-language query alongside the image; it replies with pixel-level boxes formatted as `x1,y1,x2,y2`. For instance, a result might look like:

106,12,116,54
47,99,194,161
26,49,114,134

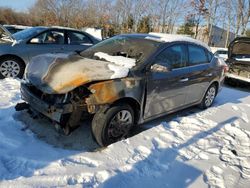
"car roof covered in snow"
119,33,211,52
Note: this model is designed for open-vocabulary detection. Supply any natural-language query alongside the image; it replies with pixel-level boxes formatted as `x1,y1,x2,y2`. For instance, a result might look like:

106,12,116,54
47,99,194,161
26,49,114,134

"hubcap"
205,87,216,107
108,110,133,141
0,60,20,78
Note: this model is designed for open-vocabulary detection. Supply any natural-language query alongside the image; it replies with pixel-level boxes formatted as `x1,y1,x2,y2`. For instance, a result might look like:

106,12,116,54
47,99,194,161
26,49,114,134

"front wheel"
92,104,134,147
0,57,25,79
199,84,217,109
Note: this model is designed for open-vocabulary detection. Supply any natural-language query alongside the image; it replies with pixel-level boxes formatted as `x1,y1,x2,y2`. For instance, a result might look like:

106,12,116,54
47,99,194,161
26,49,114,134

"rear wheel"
92,104,134,147
0,57,25,79
199,84,217,109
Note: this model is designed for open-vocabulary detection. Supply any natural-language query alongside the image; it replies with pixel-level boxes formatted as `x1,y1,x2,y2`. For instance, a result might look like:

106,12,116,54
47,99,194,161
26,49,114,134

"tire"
0,56,25,79
92,104,134,147
199,84,217,109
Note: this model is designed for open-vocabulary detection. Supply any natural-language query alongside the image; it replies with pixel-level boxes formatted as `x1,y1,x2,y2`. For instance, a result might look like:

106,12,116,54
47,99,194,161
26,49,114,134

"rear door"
184,44,213,104
144,44,190,119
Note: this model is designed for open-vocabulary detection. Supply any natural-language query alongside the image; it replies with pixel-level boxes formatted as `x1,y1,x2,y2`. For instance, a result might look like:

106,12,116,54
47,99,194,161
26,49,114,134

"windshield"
80,35,161,65
13,27,47,41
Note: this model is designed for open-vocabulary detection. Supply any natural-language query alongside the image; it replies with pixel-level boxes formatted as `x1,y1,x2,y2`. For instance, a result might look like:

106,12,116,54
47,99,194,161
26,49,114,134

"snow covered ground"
0,78,250,188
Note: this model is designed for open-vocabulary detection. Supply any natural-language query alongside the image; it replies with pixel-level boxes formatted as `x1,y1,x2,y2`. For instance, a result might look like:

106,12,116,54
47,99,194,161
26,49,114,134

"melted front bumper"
20,82,74,122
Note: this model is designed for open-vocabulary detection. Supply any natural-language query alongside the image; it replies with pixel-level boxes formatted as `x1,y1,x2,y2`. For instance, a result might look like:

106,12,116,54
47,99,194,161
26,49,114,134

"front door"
144,44,190,119
26,29,66,60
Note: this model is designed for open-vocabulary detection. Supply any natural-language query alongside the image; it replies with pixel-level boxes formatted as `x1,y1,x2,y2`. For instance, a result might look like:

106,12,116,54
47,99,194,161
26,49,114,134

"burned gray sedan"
16,33,226,146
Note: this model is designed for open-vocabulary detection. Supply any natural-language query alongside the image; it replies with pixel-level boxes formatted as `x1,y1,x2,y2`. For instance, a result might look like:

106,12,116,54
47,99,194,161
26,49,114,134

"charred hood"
26,53,117,94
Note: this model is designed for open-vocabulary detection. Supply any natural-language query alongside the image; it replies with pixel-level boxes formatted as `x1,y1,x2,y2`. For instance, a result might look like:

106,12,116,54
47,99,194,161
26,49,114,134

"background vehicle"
3,24,32,34
225,37,250,86
214,49,228,61
17,33,226,147
0,25,100,78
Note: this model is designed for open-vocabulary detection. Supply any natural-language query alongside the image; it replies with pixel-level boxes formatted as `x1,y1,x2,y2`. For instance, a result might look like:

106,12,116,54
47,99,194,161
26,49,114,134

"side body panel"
144,69,189,119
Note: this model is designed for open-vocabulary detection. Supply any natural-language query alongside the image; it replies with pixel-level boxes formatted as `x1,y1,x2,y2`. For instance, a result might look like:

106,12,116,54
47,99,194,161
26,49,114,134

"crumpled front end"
20,53,115,131
19,52,140,133
19,82,74,123
18,79,94,131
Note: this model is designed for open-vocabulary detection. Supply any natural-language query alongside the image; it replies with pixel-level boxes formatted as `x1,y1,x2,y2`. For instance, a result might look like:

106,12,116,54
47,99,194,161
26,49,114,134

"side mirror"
75,50,82,55
150,64,170,73
30,38,40,43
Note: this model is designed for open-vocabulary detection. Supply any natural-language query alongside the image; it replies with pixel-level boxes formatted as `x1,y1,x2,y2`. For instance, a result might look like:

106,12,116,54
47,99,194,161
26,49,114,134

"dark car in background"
16,33,226,146
0,25,100,78
225,37,250,86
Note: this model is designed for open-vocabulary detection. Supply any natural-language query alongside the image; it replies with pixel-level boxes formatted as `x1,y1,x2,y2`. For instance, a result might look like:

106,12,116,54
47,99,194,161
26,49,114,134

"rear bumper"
20,83,74,122
225,73,250,83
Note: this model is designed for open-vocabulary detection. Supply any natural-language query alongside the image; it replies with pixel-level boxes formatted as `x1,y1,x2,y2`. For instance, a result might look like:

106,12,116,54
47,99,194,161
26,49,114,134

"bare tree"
206,0,220,45
235,0,244,36
224,0,235,47
240,0,250,35
190,0,208,39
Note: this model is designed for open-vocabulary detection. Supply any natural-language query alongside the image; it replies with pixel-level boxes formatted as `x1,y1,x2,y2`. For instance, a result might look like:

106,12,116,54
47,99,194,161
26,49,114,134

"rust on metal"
53,74,90,93
87,80,120,104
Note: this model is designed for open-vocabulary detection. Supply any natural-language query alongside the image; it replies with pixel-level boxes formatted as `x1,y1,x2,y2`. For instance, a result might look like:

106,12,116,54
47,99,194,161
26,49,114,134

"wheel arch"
210,80,219,95
111,97,141,124
0,54,26,78
0,54,26,68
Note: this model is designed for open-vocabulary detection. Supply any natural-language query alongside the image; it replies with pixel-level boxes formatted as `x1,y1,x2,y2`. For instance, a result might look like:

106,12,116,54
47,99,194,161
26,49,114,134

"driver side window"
30,30,65,44
155,44,188,70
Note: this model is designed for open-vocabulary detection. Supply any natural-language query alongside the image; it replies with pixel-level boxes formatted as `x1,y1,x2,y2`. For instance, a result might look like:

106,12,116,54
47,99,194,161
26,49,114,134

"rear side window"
188,45,208,65
67,31,93,45
155,44,188,69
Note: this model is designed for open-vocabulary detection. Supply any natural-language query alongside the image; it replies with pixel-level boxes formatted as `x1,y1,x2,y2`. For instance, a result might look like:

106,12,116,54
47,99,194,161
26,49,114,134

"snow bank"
94,52,136,79
148,32,211,52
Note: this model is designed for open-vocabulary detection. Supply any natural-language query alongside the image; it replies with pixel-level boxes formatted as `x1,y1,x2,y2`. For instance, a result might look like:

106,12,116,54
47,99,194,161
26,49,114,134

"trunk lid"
227,37,250,81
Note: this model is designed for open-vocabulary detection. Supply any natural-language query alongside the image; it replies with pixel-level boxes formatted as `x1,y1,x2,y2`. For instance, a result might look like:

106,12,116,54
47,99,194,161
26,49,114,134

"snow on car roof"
147,32,211,52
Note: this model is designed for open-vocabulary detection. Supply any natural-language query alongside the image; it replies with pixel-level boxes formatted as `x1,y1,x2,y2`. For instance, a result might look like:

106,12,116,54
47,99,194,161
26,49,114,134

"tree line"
0,0,249,39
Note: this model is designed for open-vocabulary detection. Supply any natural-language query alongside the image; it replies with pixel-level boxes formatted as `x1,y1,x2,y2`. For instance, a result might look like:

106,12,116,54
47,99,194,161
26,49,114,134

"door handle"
205,73,213,77
179,78,189,82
